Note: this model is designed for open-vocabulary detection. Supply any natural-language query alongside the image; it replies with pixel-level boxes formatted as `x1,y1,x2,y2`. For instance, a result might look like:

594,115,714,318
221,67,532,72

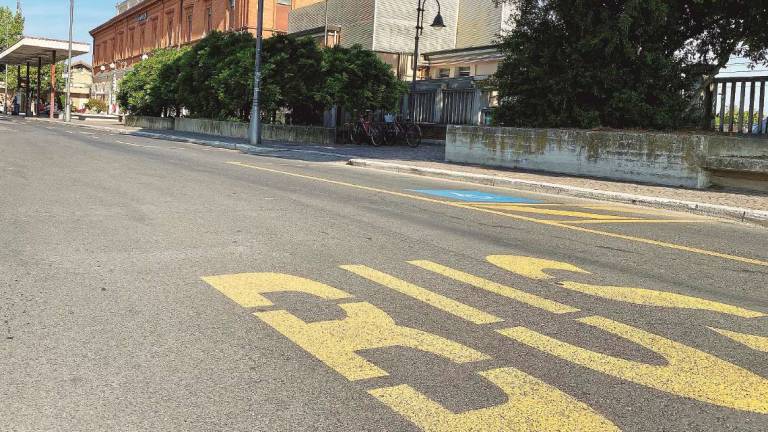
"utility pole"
2,26,7,114
247,0,265,145
323,0,329,47
64,0,74,122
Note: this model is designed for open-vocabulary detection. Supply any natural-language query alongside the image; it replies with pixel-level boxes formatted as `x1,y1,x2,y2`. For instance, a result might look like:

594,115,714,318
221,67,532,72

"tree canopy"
117,48,188,116
492,0,768,129
1,6,25,90
117,32,405,124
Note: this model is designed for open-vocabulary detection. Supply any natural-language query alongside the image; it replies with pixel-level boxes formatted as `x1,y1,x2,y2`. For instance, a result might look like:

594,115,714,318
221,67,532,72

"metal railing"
704,76,768,136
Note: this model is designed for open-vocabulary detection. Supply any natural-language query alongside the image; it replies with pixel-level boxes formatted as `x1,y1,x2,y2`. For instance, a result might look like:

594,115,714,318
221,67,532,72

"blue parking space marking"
411,189,543,204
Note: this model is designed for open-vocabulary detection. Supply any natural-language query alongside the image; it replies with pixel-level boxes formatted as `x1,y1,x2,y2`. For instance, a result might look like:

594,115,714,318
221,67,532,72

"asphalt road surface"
2,115,768,431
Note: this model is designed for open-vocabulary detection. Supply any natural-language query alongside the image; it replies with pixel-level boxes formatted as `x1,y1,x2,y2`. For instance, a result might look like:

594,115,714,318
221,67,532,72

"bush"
85,98,107,113
117,47,187,116
116,32,405,124
492,0,768,130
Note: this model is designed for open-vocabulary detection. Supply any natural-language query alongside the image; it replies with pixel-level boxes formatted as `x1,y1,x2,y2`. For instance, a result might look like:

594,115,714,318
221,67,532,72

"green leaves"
493,0,768,130
117,32,404,124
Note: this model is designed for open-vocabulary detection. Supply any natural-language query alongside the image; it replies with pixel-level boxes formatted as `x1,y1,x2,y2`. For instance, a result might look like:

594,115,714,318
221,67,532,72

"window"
187,11,193,42
152,20,158,49
458,66,471,77
438,68,450,78
277,0,291,4
206,6,212,34
167,17,174,46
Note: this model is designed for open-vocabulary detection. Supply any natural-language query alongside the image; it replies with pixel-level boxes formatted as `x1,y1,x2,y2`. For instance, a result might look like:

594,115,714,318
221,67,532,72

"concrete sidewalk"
25,116,768,225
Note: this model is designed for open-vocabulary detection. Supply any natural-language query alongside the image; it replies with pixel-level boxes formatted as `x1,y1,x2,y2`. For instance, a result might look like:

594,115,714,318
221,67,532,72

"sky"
2,0,768,75
0,0,113,59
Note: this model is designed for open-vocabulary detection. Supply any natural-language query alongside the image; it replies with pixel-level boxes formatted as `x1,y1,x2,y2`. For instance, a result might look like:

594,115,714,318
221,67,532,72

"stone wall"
446,126,711,188
446,126,768,190
124,115,174,130
125,116,336,145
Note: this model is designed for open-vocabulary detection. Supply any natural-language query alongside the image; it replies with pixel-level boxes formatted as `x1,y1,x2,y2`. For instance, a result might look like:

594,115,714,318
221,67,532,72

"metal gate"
410,91,436,123
441,89,476,125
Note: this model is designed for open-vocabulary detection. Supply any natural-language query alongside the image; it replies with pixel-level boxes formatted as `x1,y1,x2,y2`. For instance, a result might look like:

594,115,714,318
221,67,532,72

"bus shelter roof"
0,36,89,65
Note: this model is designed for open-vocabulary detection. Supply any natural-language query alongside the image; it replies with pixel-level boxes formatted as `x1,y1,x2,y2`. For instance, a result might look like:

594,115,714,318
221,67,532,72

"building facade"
90,0,319,113
66,61,93,111
289,0,511,125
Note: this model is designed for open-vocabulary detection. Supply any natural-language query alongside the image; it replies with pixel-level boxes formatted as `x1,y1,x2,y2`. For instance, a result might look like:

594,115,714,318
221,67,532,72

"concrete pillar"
25,61,30,115
16,65,20,115
36,57,42,116
50,50,56,119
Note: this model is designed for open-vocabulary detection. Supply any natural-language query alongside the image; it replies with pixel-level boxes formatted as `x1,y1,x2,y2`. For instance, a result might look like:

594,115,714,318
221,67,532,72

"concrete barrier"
124,115,175,130
446,126,712,188
126,116,337,145
173,118,335,145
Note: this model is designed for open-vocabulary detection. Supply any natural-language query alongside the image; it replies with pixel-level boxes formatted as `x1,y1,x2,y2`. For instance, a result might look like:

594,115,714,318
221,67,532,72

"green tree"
176,31,255,121
492,0,768,129
1,6,25,92
261,34,326,124
323,45,406,114
117,48,187,116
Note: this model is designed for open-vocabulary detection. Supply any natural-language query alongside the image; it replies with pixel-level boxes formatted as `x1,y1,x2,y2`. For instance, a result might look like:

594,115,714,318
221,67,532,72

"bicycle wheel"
405,123,422,147
368,125,381,147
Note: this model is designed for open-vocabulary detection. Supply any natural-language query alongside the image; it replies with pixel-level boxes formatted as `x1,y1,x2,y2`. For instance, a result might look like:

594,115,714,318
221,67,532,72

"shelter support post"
36,57,42,116
50,51,56,119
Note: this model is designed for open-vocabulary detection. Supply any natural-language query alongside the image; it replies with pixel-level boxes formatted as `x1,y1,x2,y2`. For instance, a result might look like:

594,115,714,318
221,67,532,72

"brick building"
90,0,324,113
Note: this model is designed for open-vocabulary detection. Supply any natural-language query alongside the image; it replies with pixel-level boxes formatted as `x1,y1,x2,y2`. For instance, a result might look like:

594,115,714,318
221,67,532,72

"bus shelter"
0,36,89,118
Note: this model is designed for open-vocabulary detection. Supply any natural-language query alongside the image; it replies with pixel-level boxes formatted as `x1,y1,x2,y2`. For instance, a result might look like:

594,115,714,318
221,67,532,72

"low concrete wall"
174,117,248,139
446,126,711,188
126,116,337,145
124,115,174,130
173,118,335,145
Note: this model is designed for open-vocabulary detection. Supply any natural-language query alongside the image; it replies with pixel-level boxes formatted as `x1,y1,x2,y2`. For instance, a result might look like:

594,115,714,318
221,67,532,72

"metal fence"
441,89,476,125
705,76,768,136
410,91,437,123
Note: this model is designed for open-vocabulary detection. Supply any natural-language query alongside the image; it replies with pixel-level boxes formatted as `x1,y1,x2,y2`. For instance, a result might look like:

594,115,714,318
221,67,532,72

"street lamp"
64,0,74,122
248,0,265,145
409,0,445,121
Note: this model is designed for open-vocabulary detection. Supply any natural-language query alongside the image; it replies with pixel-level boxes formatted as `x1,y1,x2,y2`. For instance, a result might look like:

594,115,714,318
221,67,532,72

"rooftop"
0,36,90,65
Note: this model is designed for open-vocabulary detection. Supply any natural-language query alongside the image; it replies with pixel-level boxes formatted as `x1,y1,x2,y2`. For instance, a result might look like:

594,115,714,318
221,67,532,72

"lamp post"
64,0,74,122
408,0,445,121
248,0,265,145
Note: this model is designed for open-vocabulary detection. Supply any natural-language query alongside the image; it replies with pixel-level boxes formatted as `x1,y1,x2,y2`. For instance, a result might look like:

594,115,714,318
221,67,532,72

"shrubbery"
85,98,108,113
492,0,768,130
118,32,406,124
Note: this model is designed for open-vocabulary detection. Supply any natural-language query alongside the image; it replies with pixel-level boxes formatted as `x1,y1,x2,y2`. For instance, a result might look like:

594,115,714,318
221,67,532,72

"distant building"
89,0,310,114
288,0,511,81
68,61,93,111
289,0,512,125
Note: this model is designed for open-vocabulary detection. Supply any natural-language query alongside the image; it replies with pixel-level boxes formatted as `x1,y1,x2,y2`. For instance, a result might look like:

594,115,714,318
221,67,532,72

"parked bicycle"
346,113,382,146
379,114,422,147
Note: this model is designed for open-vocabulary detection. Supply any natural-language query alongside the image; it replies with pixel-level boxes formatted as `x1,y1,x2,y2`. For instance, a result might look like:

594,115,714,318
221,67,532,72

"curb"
26,118,353,158
348,159,768,226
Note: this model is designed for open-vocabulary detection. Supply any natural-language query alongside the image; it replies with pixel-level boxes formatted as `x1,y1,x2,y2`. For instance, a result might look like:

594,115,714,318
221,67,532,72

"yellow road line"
409,260,579,314
471,204,635,220
553,219,712,225
341,265,503,324
226,161,768,267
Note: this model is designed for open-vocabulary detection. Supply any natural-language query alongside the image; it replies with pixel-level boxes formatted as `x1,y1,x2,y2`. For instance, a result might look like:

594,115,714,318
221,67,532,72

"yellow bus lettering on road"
709,327,768,352
369,367,620,432
560,282,765,318
409,260,579,314
486,255,590,280
499,316,768,414
341,265,503,325
256,301,490,381
202,273,352,308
